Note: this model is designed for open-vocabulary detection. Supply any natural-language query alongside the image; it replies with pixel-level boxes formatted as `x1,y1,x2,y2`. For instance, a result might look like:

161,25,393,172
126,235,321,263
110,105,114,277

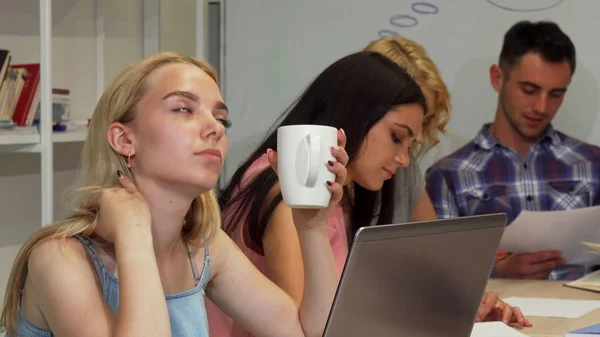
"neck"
134,174,199,257
490,108,538,159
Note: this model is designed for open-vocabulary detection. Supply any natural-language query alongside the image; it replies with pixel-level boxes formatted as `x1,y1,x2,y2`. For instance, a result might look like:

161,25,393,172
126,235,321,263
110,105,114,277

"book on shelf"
0,67,27,121
0,49,71,129
11,63,40,127
0,49,11,92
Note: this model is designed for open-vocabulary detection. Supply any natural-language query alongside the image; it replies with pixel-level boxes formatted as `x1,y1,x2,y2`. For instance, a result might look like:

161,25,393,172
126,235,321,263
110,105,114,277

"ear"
489,64,504,93
106,122,135,157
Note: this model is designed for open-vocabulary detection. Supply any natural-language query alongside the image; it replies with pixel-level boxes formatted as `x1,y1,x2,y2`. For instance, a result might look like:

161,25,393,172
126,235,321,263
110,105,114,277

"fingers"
326,178,344,205
482,293,499,307
501,302,512,324
327,158,347,187
116,170,137,192
336,128,347,149
512,307,532,327
511,252,564,278
477,293,531,328
326,129,348,204
476,293,497,322
331,130,349,167
513,307,533,327
83,171,140,216
525,250,563,263
266,148,278,174
331,145,349,168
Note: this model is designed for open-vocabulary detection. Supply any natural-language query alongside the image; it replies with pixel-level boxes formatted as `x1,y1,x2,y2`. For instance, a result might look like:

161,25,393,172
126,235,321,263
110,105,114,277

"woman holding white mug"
206,50,425,336
207,47,528,336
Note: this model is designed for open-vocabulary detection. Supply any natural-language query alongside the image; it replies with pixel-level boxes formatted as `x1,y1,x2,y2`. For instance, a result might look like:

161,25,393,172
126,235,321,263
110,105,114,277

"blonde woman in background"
364,36,530,325
0,52,348,337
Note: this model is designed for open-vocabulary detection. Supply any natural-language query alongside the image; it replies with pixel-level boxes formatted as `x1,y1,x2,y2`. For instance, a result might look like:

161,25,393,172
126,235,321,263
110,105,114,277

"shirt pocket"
547,180,592,210
463,184,513,217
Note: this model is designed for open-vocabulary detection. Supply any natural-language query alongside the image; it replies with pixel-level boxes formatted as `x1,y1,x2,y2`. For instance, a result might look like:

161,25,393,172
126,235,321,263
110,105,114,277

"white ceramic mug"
277,125,337,208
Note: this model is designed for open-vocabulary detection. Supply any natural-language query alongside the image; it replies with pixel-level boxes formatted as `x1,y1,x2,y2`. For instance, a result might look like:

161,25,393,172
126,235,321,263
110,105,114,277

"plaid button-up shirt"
425,124,600,280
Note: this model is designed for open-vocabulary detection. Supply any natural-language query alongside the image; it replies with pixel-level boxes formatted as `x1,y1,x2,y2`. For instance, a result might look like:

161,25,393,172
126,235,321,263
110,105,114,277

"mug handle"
304,132,321,187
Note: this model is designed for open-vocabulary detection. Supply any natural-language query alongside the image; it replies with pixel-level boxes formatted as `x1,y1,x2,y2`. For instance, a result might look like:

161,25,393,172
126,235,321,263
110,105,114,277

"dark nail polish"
117,170,124,179
326,181,332,186
328,160,334,166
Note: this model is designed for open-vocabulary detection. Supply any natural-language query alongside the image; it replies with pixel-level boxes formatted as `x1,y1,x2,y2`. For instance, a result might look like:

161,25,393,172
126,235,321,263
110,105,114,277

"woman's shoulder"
26,236,100,292
23,236,97,326
29,236,89,273
204,229,239,283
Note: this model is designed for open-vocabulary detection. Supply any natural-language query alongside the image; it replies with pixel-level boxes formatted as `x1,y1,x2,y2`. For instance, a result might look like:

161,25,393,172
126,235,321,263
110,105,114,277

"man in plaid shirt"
425,20,600,280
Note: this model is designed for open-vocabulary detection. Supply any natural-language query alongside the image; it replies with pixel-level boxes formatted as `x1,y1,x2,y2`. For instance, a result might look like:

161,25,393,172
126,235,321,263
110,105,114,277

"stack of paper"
469,322,528,337
499,206,600,264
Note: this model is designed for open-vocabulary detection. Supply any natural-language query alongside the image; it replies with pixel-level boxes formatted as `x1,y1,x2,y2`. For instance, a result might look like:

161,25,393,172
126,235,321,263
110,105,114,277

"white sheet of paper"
469,322,528,337
504,297,600,318
498,206,600,264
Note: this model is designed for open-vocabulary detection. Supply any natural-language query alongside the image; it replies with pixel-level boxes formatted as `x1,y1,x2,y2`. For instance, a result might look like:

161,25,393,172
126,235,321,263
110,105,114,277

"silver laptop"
322,213,507,337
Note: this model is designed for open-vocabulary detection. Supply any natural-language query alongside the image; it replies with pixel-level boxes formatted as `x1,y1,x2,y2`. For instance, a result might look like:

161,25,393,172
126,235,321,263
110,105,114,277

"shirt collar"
474,123,561,151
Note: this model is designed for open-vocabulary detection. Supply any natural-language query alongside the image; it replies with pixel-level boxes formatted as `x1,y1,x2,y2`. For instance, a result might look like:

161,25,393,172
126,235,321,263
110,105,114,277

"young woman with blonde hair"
0,52,348,337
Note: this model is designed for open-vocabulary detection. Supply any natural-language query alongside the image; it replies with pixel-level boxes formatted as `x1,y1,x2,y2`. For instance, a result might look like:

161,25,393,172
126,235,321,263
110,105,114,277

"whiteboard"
222,0,600,180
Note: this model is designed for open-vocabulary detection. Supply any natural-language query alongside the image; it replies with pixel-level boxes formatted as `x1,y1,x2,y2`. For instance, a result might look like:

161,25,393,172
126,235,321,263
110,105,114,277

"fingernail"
340,128,345,136
266,148,272,155
331,145,340,151
326,181,332,186
328,160,334,166
117,170,124,179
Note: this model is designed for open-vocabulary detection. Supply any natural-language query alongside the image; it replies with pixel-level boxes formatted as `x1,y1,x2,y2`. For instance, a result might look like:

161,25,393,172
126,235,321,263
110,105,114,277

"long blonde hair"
364,36,451,158
1,52,222,335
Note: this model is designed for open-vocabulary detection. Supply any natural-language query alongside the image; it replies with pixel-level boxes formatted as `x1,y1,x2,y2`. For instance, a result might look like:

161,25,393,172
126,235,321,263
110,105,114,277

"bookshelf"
0,0,218,225
0,0,218,308
0,0,106,228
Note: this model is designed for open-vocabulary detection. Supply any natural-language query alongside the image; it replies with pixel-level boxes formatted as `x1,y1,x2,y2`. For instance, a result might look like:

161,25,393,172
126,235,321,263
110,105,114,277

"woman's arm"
206,227,337,337
208,133,347,337
27,228,169,337
262,195,305,306
26,177,171,337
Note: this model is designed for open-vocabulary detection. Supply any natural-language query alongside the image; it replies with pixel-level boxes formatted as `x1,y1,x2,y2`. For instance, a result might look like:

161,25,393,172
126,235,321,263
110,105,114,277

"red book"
11,63,40,126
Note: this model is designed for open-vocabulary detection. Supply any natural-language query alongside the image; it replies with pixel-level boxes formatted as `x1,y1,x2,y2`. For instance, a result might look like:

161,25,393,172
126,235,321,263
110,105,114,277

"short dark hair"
499,20,576,77
221,51,427,252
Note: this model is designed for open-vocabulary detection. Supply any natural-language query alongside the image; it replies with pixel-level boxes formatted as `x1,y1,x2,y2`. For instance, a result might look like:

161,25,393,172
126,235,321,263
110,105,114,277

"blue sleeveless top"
10,235,211,337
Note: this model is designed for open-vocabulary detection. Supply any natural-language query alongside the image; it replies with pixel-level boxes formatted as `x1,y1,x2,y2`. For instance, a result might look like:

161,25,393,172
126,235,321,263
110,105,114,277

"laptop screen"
323,214,506,337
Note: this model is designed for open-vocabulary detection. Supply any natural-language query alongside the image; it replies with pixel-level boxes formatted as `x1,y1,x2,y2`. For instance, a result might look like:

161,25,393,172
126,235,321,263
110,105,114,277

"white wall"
222,1,600,182
0,0,143,308
160,0,197,57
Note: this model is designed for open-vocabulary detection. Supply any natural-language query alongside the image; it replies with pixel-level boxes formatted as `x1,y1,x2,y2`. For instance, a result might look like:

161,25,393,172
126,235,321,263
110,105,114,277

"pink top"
205,154,349,337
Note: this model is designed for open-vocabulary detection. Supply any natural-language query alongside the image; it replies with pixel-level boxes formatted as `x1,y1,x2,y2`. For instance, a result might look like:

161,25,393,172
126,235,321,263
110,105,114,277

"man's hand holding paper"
495,250,565,279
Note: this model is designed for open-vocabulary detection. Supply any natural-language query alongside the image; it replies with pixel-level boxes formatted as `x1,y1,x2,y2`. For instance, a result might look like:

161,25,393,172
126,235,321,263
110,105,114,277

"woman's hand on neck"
133,174,201,256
